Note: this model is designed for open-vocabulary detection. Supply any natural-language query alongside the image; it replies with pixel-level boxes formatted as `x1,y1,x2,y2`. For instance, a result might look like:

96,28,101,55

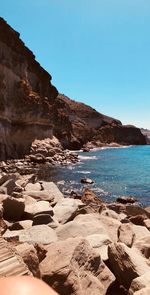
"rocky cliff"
52,94,146,149
0,18,146,160
0,17,58,159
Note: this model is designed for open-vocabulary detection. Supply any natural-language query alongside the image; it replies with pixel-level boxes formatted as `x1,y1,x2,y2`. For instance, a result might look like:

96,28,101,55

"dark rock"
33,214,53,226
29,154,46,164
2,196,25,221
82,147,90,152
81,178,94,184
129,215,145,226
116,196,137,204
70,191,82,200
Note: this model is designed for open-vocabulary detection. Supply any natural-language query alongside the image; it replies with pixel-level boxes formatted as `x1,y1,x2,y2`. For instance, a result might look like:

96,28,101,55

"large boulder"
108,242,150,289
25,181,63,205
23,201,53,219
56,213,121,242
2,196,25,221
75,213,121,242
3,225,57,245
40,237,115,295
56,215,106,241
15,242,40,277
23,191,54,203
53,198,82,224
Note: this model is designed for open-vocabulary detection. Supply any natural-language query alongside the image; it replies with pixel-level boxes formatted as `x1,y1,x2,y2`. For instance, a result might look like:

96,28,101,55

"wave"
66,165,75,170
92,145,133,151
74,170,91,174
78,155,98,160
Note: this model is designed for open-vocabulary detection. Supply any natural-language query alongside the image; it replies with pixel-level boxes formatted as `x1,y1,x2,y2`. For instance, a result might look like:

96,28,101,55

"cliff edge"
52,94,146,149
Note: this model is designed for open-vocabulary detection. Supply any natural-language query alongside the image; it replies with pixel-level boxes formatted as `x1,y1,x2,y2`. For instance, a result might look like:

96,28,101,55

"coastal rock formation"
0,17,146,160
52,94,146,149
0,17,58,160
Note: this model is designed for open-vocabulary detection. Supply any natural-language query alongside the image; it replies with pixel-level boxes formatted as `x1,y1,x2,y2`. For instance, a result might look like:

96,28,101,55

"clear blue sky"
1,0,150,128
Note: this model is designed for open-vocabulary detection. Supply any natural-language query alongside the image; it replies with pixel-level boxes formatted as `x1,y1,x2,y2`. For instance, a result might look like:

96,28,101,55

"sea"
39,145,150,207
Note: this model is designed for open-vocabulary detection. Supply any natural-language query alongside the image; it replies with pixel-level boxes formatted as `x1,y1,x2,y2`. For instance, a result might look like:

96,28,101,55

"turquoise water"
52,145,150,207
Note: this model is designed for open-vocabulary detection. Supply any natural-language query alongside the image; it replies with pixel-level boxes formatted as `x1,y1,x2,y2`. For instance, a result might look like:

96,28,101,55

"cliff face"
52,94,146,149
0,18,146,160
0,18,58,159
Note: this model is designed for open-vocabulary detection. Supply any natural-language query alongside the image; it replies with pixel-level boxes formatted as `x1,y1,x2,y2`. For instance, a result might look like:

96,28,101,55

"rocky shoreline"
0,161,150,294
0,17,149,294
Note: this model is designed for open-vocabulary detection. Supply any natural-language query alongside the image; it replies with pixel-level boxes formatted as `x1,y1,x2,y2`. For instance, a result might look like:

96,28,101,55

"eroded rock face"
108,242,150,289
40,237,115,295
51,94,146,149
0,17,58,160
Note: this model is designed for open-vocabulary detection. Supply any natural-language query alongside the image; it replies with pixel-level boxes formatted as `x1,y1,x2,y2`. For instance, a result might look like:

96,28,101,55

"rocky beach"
1,161,150,294
0,17,150,295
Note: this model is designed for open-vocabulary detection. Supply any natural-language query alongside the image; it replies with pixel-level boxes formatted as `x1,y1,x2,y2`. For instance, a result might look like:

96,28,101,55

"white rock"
3,225,57,245
86,234,112,261
53,198,82,224
24,201,53,219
